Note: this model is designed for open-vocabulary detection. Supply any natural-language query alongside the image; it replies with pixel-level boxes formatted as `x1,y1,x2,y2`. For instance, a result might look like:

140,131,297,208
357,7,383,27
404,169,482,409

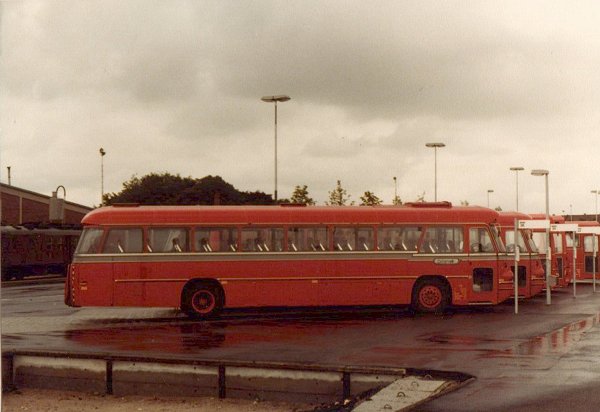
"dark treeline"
103,173,275,206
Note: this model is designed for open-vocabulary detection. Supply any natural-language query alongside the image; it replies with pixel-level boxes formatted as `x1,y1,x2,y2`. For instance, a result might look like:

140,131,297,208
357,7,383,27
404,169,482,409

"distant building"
1,183,92,226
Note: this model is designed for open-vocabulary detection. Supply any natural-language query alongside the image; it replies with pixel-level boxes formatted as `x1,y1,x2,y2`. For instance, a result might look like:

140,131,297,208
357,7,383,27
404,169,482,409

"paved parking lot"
3,281,600,410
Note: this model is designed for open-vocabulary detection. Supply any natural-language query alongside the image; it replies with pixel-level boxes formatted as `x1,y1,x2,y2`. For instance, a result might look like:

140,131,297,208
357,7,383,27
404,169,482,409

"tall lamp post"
393,176,397,204
532,169,551,305
99,148,106,206
261,95,291,203
487,189,494,208
592,190,599,222
510,167,524,211
591,190,599,292
425,142,445,201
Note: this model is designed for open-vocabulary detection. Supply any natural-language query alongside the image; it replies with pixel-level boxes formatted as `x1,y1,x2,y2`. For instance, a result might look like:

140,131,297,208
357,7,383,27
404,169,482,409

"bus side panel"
113,262,144,306
318,259,410,306
221,259,327,307
71,262,114,306
137,261,191,308
467,259,502,304
218,258,412,308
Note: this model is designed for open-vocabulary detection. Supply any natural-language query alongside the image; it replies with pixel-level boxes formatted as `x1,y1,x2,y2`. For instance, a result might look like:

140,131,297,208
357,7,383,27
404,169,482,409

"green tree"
494,206,502,211
360,191,383,206
460,200,470,206
104,173,273,205
392,195,402,205
290,185,315,205
326,180,354,206
415,192,426,202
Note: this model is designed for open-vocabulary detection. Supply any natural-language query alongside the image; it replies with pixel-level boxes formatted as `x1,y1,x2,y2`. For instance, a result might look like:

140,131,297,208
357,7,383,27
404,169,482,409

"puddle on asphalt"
424,335,512,345
482,313,600,359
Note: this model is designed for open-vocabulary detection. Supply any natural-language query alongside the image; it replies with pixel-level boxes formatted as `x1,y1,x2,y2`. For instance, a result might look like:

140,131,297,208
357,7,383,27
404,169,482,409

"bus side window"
196,228,237,252
147,228,189,253
102,228,143,254
287,227,327,252
403,226,422,251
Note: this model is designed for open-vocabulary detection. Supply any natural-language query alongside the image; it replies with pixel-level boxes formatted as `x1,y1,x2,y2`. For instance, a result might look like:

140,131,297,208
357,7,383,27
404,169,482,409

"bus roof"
81,204,501,226
570,220,600,227
497,211,532,225
529,214,565,224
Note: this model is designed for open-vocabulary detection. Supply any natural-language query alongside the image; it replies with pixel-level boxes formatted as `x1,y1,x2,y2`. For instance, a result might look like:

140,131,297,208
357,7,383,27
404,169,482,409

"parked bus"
530,214,570,288
497,212,545,298
65,203,515,318
569,220,600,283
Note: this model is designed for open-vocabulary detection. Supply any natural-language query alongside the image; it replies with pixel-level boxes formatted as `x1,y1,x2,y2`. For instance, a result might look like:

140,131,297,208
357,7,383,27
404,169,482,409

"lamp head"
261,95,291,103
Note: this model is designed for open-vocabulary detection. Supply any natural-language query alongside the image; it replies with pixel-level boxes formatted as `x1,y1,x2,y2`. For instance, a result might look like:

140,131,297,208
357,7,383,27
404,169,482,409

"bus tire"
412,278,450,313
182,283,223,319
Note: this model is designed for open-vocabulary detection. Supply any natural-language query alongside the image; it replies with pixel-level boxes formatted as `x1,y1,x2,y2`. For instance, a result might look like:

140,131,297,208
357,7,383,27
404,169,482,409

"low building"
1,183,92,226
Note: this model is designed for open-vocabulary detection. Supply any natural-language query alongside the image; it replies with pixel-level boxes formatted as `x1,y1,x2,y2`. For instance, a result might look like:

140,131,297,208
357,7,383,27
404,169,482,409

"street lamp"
487,189,494,208
99,148,106,206
393,176,397,205
592,190,600,222
510,167,524,211
590,193,600,292
531,169,551,305
425,142,445,201
261,95,291,203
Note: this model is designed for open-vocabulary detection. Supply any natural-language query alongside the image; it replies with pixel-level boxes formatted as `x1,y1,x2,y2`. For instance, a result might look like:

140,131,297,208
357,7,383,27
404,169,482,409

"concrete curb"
0,276,65,288
2,349,473,410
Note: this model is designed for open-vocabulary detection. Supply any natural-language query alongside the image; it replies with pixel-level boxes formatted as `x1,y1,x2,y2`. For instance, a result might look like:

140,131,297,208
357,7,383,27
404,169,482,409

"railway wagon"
1,225,81,281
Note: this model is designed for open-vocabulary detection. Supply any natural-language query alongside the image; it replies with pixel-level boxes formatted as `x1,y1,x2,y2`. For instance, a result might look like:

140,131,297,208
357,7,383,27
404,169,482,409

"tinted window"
147,228,189,252
240,228,284,252
420,226,463,254
287,227,327,251
378,226,422,251
75,228,103,254
196,227,238,252
332,227,374,251
102,228,143,253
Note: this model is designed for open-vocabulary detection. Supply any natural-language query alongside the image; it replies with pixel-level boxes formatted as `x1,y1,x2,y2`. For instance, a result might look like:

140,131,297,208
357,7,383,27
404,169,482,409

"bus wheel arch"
181,279,225,319
411,276,451,313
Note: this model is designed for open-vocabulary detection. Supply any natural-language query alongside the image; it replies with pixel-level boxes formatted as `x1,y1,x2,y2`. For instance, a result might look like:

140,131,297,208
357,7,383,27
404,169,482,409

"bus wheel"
412,279,449,313
182,284,222,319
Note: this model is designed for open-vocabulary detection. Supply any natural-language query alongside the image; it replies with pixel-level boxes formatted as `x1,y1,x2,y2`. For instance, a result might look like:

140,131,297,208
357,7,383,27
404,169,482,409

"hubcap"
191,290,215,314
419,285,442,309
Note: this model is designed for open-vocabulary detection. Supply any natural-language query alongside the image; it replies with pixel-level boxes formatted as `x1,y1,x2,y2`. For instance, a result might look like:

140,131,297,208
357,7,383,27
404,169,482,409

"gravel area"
1,388,311,412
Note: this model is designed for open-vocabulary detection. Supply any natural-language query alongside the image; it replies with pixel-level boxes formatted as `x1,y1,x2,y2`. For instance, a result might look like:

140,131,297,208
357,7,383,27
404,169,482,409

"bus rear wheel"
182,284,223,319
412,279,450,313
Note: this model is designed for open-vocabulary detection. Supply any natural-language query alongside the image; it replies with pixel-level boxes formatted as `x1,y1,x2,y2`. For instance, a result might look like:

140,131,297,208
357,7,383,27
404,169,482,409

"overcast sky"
2,1,600,215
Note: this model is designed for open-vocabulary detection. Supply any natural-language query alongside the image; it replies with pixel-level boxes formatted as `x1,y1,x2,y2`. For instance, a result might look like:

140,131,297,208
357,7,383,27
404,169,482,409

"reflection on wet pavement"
6,283,600,410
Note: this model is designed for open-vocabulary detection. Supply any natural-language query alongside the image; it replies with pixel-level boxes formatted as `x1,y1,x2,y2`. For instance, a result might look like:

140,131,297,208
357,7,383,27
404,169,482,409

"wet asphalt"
3,281,600,411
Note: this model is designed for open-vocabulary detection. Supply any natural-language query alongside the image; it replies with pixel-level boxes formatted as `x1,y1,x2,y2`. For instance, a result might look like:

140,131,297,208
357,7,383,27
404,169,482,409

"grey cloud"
204,2,584,121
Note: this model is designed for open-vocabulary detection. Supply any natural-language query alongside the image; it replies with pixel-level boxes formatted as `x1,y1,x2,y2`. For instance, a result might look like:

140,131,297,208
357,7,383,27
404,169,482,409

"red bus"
65,203,515,317
569,220,600,282
530,214,570,288
497,212,545,298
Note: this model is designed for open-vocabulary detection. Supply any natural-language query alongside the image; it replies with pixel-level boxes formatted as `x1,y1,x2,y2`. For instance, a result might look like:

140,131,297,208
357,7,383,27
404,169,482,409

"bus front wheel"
182,284,223,319
412,279,450,313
